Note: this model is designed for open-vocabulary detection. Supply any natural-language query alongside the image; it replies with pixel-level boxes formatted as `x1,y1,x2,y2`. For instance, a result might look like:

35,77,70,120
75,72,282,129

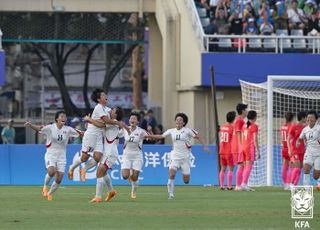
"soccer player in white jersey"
24,111,82,201
297,110,320,186
121,112,149,199
68,89,127,182
84,107,125,203
149,113,210,199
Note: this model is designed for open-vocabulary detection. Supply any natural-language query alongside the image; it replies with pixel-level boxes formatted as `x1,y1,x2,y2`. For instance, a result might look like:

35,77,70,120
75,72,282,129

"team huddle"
25,89,210,202
219,104,320,191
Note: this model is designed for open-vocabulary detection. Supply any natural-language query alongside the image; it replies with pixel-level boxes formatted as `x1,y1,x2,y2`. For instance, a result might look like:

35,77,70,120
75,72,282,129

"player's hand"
24,121,32,127
204,145,211,154
83,114,91,121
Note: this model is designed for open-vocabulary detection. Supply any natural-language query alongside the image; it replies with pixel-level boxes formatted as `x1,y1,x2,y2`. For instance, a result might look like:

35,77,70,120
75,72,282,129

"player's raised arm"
24,121,42,132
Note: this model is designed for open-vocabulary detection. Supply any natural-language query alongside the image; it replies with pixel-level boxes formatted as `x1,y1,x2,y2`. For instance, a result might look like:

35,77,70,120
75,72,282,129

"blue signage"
202,53,320,87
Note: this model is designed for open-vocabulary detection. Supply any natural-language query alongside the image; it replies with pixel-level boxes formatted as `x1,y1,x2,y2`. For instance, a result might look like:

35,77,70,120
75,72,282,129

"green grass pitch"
0,186,319,229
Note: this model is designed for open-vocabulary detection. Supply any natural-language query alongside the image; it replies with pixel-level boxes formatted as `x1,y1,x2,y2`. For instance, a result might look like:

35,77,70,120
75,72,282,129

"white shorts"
304,152,320,170
169,158,191,175
44,154,66,173
82,132,104,153
121,158,144,171
100,153,118,169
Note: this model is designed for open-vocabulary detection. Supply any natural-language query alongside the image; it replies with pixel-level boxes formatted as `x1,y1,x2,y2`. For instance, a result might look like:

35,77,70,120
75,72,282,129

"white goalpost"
240,75,320,186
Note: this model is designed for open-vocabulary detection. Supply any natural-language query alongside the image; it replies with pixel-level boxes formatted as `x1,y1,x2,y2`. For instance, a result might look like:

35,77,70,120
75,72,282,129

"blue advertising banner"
0,50,5,86
201,53,320,87
0,144,218,186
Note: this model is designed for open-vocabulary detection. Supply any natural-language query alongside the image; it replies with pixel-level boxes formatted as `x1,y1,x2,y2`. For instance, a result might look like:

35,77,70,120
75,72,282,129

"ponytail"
247,120,251,128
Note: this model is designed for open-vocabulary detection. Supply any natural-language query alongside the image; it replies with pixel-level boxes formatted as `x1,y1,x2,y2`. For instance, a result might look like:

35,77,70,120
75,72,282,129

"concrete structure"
1,0,239,143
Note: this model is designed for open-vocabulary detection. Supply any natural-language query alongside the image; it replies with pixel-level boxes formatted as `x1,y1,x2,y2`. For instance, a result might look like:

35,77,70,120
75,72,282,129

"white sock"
48,182,60,195
85,158,97,171
167,179,174,194
303,174,310,185
70,156,82,171
96,177,104,199
44,174,52,186
132,181,139,193
103,174,113,192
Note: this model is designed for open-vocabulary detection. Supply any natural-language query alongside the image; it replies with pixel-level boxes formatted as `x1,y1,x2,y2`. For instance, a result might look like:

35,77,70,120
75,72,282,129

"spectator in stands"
146,109,157,130
306,1,320,35
215,3,230,34
287,0,307,30
209,0,221,18
242,1,258,24
1,119,15,144
257,1,274,27
229,10,243,35
273,1,289,30
139,110,148,130
260,21,275,34
204,17,218,51
244,17,259,34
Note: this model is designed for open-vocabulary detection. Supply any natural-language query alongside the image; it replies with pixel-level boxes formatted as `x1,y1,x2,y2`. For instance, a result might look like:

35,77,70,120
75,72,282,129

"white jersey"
299,125,320,156
162,127,198,160
104,122,124,157
40,123,80,157
86,104,111,136
123,126,148,160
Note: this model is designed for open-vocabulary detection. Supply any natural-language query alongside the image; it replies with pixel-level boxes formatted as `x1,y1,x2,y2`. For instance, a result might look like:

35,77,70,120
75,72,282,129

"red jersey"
280,123,292,152
231,116,245,154
219,123,234,155
242,122,259,153
288,123,305,154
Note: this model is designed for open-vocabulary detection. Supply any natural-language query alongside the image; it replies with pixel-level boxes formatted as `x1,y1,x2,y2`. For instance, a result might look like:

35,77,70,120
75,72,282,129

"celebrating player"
233,103,248,191
280,112,294,190
25,111,82,201
297,110,320,186
84,107,125,203
241,110,260,191
68,89,127,182
219,111,236,190
149,113,210,199
121,112,149,199
287,111,306,187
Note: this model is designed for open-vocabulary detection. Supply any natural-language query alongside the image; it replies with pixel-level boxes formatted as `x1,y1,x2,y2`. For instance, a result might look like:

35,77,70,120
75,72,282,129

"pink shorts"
220,154,234,167
243,145,255,162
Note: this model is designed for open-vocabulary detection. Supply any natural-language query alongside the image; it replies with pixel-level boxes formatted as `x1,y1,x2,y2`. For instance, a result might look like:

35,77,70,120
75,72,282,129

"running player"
241,110,260,191
68,89,127,182
219,111,236,190
24,111,82,201
233,103,248,191
84,107,125,203
121,112,149,199
149,113,210,199
280,112,294,190
297,110,320,186
287,111,306,187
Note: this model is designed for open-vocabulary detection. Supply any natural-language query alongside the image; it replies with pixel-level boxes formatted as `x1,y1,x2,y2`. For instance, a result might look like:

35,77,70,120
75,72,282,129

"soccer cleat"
80,168,86,182
90,197,102,203
168,193,174,200
235,186,243,191
220,187,226,191
47,194,53,201
242,184,255,192
227,187,234,191
42,186,48,197
131,192,137,199
105,190,117,202
68,168,74,180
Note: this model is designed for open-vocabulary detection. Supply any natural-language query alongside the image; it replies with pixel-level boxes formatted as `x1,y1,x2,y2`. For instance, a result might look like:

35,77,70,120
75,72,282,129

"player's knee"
93,153,102,162
184,180,190,184
48,171,55,177
81,153,89,162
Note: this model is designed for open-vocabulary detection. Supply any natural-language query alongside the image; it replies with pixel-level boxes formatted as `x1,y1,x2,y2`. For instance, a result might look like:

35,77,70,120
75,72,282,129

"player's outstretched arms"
83,114,105,128
194,135,211,154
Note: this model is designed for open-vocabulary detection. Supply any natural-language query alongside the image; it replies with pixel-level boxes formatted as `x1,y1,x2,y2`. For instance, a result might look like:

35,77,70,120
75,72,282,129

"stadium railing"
203,34,320,54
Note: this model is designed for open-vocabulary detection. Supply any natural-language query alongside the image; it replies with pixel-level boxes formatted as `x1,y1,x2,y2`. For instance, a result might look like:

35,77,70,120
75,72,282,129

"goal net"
240,76,320,186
